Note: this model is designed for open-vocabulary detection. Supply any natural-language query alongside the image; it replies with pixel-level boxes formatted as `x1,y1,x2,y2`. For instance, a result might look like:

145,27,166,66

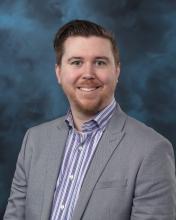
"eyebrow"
67,56,110,62
67,57,82,62
94,56,110,62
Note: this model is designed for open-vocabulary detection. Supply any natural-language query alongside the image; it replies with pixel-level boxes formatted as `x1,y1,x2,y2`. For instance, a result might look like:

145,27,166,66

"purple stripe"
50,100,116,220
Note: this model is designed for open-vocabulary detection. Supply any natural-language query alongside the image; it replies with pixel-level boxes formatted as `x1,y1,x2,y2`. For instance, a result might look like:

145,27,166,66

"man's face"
55,36,120,116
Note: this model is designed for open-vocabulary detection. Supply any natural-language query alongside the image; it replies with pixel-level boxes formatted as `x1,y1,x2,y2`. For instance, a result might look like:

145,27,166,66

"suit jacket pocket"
95,178,128,189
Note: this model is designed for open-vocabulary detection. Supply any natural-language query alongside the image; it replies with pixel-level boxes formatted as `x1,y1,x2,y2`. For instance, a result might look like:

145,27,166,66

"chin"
76,100,105,116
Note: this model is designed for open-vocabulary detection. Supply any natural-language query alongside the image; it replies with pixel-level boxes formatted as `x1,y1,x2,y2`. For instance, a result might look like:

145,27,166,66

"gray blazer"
4,105,176,220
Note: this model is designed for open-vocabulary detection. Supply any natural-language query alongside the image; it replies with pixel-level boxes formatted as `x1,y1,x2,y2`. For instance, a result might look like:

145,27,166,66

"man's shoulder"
112,105,171,152
27,115,66,135
113,105,170,145
111,111,174,165
126,115,167,141
123,115,172,154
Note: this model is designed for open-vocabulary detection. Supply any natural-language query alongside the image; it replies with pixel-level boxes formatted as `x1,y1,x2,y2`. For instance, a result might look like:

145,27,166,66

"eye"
70,60,82,66
95,60,107,66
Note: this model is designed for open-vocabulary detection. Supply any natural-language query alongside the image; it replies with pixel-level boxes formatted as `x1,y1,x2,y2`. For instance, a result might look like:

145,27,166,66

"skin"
55,36,120,131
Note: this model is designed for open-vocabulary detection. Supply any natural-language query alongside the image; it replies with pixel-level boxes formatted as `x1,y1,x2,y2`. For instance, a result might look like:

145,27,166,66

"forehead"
62,36,113,57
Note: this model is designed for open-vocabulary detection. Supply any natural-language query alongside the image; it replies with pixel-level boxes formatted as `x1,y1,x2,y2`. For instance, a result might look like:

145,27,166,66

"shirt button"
78,146,83,151
69,175,74,181
60,204,65,210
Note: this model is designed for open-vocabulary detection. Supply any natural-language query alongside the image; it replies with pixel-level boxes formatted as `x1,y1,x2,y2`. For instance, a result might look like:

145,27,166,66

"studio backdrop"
0,0,176,218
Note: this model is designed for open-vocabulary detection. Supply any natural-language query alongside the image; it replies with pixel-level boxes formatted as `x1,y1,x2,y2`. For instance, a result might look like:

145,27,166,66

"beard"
61,80,116,118
74,99,102,116
68,92,113,118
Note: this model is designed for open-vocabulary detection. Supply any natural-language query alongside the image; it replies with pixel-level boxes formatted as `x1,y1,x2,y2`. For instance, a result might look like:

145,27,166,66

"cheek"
60,71,77,85
97,67,118,82
99,73,117,85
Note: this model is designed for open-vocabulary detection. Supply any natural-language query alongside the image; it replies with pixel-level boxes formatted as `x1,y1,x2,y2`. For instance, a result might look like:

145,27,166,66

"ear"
55,64,61,84
116,62,120,80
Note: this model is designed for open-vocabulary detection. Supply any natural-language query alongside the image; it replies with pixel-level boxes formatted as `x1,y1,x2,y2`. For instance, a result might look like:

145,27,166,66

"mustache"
77,80,102,87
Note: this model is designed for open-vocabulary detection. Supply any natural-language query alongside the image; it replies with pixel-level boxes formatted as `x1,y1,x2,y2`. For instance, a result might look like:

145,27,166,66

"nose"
82,63,95,80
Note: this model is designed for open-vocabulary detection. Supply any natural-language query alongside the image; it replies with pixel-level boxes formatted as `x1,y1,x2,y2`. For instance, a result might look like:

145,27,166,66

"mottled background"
0,0,176,218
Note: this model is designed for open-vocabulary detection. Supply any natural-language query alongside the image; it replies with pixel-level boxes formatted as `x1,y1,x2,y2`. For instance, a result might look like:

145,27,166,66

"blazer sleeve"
130,139,176,220
3,129,32,220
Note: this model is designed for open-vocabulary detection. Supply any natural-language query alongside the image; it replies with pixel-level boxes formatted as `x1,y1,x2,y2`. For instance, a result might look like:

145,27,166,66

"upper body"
4,103,176,220
4,20,176,220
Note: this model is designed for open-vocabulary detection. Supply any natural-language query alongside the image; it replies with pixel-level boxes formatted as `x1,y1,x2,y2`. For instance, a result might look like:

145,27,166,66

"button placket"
77,132,88,152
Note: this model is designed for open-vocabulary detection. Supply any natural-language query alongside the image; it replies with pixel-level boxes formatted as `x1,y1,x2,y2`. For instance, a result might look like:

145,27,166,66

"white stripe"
50,100,116,220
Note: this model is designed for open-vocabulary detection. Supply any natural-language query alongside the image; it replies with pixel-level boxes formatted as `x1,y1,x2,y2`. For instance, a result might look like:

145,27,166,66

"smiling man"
4,20,176,220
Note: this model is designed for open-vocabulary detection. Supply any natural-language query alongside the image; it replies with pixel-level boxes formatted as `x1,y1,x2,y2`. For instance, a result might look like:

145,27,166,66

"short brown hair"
53,19,120,65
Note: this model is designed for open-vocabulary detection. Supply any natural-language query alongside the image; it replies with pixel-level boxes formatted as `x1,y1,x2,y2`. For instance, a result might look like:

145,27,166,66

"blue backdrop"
1,0,176,218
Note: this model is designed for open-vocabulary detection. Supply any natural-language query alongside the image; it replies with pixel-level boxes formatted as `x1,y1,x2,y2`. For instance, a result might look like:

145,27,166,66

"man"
4,20,176,220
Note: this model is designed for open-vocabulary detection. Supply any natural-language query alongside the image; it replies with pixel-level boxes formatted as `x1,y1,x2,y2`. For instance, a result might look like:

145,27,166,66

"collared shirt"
50,99,116,220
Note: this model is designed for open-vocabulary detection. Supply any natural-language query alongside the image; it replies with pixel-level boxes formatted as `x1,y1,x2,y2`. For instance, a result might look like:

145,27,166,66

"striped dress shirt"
50,99,116,220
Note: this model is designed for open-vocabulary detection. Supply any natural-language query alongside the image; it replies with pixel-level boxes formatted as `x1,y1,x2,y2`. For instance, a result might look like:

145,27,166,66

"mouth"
78,87,100,92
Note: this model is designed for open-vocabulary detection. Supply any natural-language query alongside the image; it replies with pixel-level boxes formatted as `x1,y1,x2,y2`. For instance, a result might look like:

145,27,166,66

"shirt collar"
65,98,116,132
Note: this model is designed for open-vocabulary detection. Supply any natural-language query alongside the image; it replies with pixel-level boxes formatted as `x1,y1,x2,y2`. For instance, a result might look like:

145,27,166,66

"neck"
70,98,115,131
71,110,95,132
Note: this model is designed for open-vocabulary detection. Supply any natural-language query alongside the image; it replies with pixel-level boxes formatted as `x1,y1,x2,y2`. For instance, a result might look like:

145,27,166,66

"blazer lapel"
40,118,69,220
72,105,127,220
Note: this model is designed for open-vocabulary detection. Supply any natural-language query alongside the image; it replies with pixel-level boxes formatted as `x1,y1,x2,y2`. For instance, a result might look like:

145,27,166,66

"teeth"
79,88,97,92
